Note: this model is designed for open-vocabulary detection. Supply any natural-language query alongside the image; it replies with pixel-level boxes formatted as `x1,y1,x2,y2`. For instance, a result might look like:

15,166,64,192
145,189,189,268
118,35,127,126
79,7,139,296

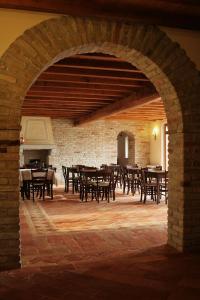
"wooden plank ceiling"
0,0,200,30
23,53,166,123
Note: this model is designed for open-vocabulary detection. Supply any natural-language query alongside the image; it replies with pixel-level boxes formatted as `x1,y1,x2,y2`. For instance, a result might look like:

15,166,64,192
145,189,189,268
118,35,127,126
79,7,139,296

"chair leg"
51,184,53,199
107,188,110,203
64,179,67,192
123,181,126,194
43,185,45,200
113,190,116,201
32,187,35,202
143,186,147,203
140,187,143,202
21,187,25,200
66,179,69,193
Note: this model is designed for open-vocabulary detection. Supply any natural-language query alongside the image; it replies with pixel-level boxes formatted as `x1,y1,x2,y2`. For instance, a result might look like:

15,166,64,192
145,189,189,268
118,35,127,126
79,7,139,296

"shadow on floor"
1,245,200,300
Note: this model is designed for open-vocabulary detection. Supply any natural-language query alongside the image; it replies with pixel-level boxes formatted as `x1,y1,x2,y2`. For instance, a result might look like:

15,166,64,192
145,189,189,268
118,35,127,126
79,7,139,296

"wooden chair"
20,180,31,200
122,167,137,195
79,170,97,201
30,169,48,201
140,169,158,203
45,169,54,199
62,165,68,192
94,170,116,203
62,166,77,193
159,171,168,204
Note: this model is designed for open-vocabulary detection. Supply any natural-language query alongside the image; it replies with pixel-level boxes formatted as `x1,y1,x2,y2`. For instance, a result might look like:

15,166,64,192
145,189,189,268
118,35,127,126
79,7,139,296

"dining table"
19,168,57,186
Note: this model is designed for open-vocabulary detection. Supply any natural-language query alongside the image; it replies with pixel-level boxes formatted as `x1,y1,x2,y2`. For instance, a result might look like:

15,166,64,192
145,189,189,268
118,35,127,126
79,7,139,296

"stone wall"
50,118,151,184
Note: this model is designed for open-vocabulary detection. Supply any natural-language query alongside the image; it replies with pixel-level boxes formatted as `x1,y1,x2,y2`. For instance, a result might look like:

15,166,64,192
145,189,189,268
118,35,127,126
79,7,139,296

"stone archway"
0,15,200,270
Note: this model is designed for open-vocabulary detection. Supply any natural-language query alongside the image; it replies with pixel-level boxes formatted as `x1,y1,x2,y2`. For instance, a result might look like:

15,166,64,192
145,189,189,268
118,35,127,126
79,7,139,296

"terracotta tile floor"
1,187,200,299
20,187,167,268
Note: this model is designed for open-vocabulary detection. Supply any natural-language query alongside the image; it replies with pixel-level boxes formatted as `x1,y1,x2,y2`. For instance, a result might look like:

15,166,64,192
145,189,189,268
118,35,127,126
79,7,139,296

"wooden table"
20,169,57,200
19,169,57,186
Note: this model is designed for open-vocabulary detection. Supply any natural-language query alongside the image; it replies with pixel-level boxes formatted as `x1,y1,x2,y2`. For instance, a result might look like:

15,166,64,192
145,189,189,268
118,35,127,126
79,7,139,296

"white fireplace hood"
21,116,55,150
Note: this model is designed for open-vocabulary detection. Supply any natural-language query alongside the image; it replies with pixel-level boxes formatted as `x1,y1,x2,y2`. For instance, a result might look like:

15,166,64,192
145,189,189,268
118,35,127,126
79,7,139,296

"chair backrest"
126,164,138,169
72,165,85,171
156,165,162,170
100,164,108,169
31,169,48,183
79,170,97,184
141,169,152,184
96,169,113,186
47,169,55,181
48,165,57,172
82,166,97,171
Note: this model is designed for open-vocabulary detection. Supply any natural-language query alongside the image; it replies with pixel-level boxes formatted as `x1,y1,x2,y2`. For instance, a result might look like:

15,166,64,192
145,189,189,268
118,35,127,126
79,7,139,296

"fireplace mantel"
21,116,54,147
21,144,54,150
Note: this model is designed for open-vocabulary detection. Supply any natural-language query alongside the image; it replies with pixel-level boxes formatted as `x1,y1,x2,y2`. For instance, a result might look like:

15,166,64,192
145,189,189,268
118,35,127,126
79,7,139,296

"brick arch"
0,15,200,270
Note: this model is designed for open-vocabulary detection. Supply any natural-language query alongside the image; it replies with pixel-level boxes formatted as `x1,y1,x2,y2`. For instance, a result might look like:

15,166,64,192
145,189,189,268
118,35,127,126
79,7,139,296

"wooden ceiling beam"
24,98,113,105
44,66,148,81
74,87,160,126
22,107,92,112
29,86,130,96
106,116,165,121
119,110,166,114
140,107,164,110
25,94,117,101
107,114,165,118
22,111,82,114
23,99,107,105
23,103,104,109
38,73,150,85
112,110,166,115
69,54,124,62
54,60,142,73
26,89,127,98
116,114,166,118
23,106,104,110
0,0,199,30
33,80,144,90
22,113,83,118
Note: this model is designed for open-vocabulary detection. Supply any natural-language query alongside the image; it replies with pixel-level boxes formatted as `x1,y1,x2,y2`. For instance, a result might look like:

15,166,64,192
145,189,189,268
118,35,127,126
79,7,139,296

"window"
125,135,129,159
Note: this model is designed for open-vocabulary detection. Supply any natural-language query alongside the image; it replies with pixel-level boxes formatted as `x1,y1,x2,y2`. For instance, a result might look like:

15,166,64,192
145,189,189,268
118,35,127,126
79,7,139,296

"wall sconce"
152,126,159,140
20,135,25,145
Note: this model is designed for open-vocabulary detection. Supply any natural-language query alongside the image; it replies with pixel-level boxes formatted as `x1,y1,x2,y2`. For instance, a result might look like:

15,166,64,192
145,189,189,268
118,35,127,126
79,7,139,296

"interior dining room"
0,1,200,300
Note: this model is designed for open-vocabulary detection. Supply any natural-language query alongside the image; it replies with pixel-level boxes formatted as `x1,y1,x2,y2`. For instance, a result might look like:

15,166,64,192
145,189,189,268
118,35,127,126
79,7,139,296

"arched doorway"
117,131,135,166
1,16,200,269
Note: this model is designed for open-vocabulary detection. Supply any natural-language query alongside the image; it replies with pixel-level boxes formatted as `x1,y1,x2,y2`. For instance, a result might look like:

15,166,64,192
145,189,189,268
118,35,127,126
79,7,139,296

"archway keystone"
0,15,200,270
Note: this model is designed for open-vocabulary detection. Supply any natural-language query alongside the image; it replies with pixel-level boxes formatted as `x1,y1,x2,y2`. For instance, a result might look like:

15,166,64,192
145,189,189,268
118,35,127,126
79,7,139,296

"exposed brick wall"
50,119,150,184
0,130,20,271
0,15,200,270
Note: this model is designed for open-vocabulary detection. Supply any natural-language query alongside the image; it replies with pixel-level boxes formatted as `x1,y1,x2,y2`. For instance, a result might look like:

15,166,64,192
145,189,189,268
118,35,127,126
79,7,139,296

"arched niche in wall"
117,131,135,166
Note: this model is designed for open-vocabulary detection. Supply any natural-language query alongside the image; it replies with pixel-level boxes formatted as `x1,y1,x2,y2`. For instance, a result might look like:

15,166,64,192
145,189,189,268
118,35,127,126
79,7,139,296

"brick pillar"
167,131,184,251
168,130,200,252
182,132,200,251
0,129,21,270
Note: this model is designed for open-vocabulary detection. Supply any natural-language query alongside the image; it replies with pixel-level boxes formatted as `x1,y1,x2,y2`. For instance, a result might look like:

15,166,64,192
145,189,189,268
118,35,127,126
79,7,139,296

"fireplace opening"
21,149,52,168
